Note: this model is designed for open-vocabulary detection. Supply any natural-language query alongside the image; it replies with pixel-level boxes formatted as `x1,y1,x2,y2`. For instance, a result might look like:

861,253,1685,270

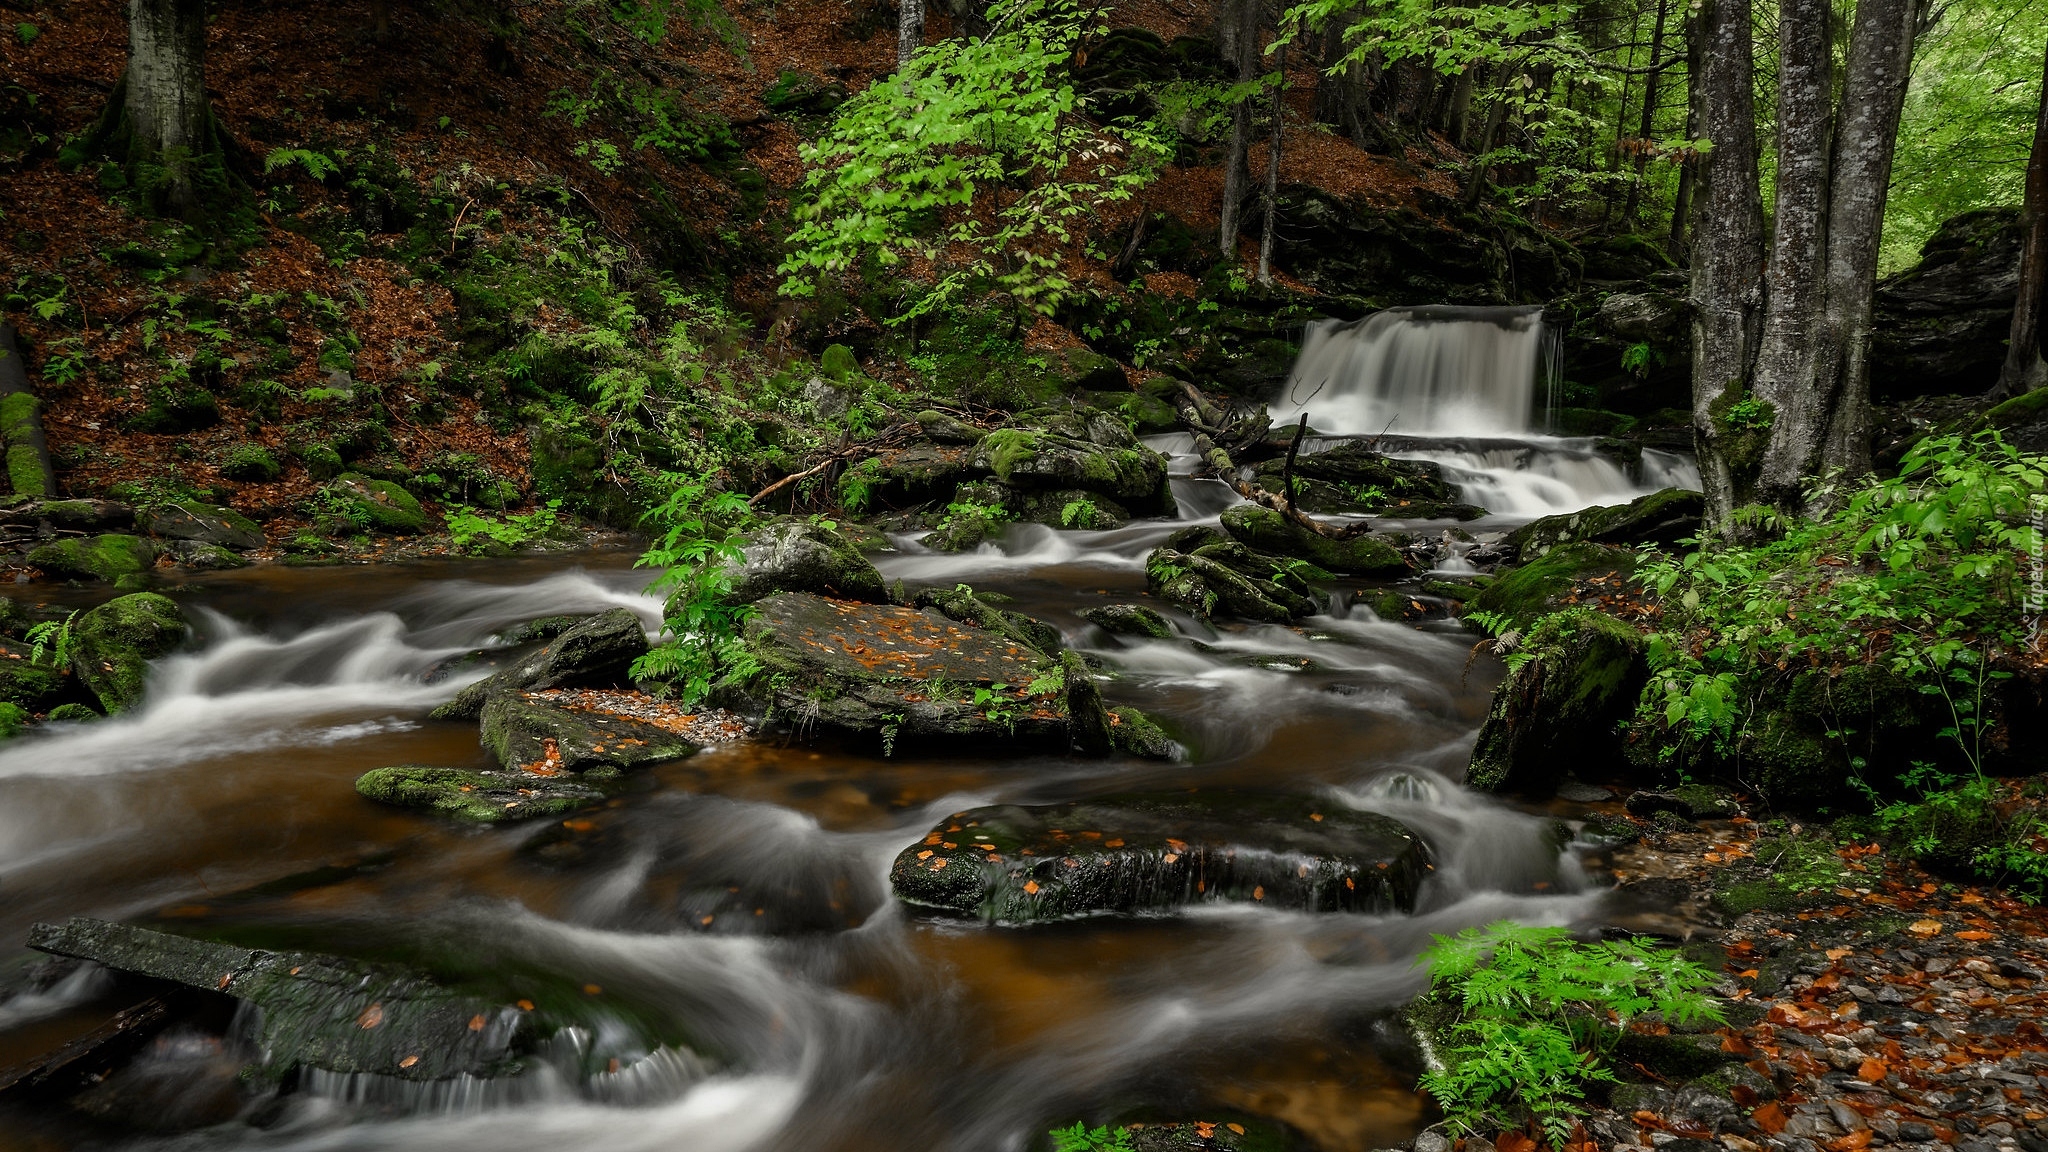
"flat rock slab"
28,918,523,1081
481,691,702,775
891,792,1431,922
355,764,604,823
750,593,1047,684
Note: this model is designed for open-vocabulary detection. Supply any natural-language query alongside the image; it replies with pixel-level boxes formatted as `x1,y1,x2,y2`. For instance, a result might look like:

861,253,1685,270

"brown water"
0,519,1615,1152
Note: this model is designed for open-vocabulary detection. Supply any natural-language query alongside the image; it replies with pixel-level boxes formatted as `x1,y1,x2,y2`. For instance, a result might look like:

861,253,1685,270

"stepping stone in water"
891,792,1432,922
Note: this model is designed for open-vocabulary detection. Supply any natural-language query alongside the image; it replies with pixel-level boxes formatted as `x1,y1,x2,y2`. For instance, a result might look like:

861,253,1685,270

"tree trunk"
1258,40,1286,284
124,0,212,220
1993,39,2048,401
897,0,925,67
1462,66,1510,207
371,0,390,38
1669,9,1703,248
1750,0,1834,510
1446,67,1476,148
1686,0,1765,529
1219,0,1263,259
1621,0,1670,226
0,325,57,499
1816,0,1922,481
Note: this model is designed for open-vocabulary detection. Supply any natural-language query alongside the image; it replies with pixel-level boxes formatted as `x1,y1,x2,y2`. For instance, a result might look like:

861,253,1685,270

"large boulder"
136,501,265,550
720,517,890,606
479,691,699,774
1219,504,1411,575
0,638,66,710
1466,610,1649,797
890,792,1431,922
1503,487,1703,560
720,592,1168,756
1253,441,1480,518
355,764,604,823
68,592,187,713
1470,541,1638,628
328,473,427,533
1080,603,1174,639
1144,539,1321,622
971,425,1170,509
1870,207,2024,400
28,918,527,1082
431,607,648,720
28,534,158,586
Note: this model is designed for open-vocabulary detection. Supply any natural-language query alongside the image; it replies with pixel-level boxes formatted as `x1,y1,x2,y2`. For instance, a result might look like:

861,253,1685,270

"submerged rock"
479,691,699,774
27,918,526,1081
1504,487,1703,560
355,764,603,823
720,517,890,606
1080,603,1175,639
69,592,187,713
1219,505,1410,575
431,607,648,720
891,792,1430,921
28,534,158,586
1466,610,1648,797
136,501,266,550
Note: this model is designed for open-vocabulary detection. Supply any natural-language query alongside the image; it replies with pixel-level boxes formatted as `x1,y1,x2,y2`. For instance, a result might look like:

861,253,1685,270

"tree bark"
1621,0,1670,226
1446,67,1476,148
897,0,925,67
124,0,212,220
1258,39,1285,284
1686,0,1765,529
1993,39,2048,401
1668,10,1703,248
1219,0,1264,259
1816,0,1922,481
1750,0,1834,509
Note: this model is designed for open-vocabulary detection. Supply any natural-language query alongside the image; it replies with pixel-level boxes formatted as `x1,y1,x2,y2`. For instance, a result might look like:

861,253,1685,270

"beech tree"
70,0,233,221
1993,41,2048,400
1687,0,1924,525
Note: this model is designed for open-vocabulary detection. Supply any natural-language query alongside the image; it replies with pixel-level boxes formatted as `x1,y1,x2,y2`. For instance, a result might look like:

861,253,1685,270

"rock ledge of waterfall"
890,792,1430,921
26,918,531,1082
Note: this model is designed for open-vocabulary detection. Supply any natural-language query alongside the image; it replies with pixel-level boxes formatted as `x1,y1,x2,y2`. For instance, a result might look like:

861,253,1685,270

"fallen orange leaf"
1752,1103,1787,1134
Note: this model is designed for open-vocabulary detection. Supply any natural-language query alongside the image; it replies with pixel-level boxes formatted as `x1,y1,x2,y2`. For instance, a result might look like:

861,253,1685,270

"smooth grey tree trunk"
1219,0,1264,259
1750,0,1834,509
1258,40,1285,284
1686,0,1765,529
1621,0,1670,226
1816,0,1922,481
897,0,925,67
125,0,211,219
1993,40,2048,401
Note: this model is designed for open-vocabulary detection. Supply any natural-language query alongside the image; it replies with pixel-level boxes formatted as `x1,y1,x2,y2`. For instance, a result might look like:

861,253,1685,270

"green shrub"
447,500,562,555
220,443,280,482
1416,922,1723,1147
629,474,759,705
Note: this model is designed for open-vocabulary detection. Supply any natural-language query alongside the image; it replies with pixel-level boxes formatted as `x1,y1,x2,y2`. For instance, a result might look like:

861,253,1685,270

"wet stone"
890,792,1431,922
355,764,604,823
480,691,699,775
1080,603,1175,639
431,607,648,720
27,918,526,1081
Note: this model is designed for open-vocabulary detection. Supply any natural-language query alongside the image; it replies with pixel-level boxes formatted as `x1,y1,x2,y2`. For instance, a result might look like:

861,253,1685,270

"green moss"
27,534,158,584
818,343,860,381
330,474,426,533
221,443,281,482
979,429,1041,481
296,442,344,480
1467,609,1647,795
1985,386,2048,428
46,702,100,723
1218,504,1410,575
355,764,599,824
7,444,47,497
0,701,24,739
0,658,64,710
0,390,38,439
1471,541,1637,628
68,592,187,713
1707,385,1773,472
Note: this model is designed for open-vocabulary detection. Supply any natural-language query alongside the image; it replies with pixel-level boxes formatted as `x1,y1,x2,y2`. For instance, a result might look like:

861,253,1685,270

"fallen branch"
747,422,916,507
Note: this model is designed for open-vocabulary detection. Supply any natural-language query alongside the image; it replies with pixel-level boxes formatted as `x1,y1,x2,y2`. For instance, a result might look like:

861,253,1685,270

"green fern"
263,147,340,181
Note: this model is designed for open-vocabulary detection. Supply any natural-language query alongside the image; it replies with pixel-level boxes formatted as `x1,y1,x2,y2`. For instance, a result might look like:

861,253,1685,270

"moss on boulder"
355,764,603,823
68,592,187,713
329,473,427,533
1470,540,1638,628
1504,486,1703,561
720,517,890,606
137,500,266,550
1080,603,1174,639
28,533,158,586
479,692,699,775
432,608,649,721
1467,609,1648,796
1219,504,1411,575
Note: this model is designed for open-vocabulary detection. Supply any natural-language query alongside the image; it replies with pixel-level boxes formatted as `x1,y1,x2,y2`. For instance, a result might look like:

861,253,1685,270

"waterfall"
1270,306,1549,437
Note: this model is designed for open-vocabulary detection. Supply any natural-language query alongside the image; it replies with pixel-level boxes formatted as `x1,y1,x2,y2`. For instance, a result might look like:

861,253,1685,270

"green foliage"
1637,431,2042,753
779,0,1170,321
1719,396,1773,433
1059,496,1101,528
1619,342,1662,379
220,443,280,481
26,610,78,668
630,474,758,704
446,500,562,554
835,457,883,514
1418,922,1723,1147
1050,1122,1136,1152
264,148,340,182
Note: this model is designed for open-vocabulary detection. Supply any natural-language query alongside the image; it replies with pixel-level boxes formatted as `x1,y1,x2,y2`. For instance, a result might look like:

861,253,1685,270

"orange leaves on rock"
582,983,603,996
1908,919,1944,937
399,1054,420,1069
1956,930,1993,941
357,1003,385,1029
1829,1130,1873,1151
516,999,535,1011
468,1014,487,1032
1023,880,1041,895
1751,1103,1788,1134
1858,1058,1888,1083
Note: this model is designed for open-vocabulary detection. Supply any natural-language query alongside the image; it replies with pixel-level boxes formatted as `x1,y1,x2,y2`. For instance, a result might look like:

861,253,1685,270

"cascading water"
1268,306,1699,518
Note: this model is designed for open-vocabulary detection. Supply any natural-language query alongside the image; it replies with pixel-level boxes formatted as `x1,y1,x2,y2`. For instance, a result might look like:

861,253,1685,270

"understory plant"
630,473,759,704
1416,922,1722,1147
446,499,562,554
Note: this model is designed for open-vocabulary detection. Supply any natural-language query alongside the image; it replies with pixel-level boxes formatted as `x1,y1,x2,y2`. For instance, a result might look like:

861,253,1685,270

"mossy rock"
915,585,1063,658
0,700,23,739
432,608,648,721
1504,487,1703,560
329,474,426,533
355,764,603,823
137,500,266,549
1144,544,1317,623
913,410,986,444
0,643,65,710
890,792,1430,922
1467,609,1648,797
1080,603,1174,639
28,534,159,586
220,443,282,482
971,428,1169,506
1109,706,1177,759
479,693,700,775
1470,541,1638,628
68,591,187,713
720,517,890,606
1218,504,1410,575
46,702,99,723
